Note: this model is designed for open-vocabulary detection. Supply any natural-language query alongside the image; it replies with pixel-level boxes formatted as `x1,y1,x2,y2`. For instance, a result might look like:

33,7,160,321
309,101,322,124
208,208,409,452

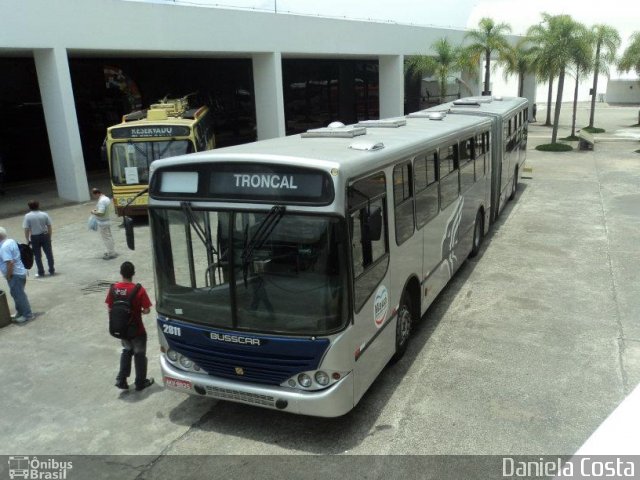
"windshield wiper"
241,205,286,287
181,201,218,257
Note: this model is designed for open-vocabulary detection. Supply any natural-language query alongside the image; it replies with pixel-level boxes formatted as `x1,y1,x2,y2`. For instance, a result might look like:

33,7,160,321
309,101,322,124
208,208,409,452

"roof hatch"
408,110,448,120
357,118,407,128
301,122,367,138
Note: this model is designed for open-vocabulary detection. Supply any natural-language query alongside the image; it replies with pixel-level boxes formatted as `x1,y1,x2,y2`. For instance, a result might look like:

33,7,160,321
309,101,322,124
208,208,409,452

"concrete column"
379,55,404,119
252,52,286,140
521,72,537,119
33,48,89,202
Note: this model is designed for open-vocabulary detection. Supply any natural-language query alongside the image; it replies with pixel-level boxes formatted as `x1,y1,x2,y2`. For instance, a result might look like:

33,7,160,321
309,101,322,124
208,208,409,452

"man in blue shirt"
0,226,34,323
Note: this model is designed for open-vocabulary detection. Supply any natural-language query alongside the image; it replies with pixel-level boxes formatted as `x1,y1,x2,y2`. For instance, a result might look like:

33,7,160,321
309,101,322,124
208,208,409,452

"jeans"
117,335,148,387
8,274,32,318
31,233,55,275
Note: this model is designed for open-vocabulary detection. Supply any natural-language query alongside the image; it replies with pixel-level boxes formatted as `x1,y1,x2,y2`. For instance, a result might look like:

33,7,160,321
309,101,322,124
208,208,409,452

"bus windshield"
150,207,349,335
110,140,194,186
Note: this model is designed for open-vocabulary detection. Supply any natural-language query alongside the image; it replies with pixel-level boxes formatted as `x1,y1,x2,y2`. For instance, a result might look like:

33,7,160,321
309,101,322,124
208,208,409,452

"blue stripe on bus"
158,317,330,386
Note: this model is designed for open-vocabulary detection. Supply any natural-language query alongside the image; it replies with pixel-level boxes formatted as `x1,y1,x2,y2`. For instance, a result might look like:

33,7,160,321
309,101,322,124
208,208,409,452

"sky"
138,0,640,100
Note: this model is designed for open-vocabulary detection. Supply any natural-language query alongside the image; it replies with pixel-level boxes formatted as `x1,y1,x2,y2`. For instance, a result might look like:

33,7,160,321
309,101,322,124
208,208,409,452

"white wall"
606,80,640,104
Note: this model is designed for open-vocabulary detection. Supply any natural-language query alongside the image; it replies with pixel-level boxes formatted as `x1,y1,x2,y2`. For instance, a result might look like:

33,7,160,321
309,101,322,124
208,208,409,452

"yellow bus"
106,96,215,216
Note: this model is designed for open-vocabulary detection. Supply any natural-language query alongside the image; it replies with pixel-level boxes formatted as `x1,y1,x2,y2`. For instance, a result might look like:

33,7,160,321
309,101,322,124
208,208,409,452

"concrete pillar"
252,52,286,140
521,73,537,119
33,48,89,202
379,55,404,119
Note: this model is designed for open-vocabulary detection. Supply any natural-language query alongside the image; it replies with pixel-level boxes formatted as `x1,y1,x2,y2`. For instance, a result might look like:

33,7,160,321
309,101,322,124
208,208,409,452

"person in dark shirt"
105,261,154,391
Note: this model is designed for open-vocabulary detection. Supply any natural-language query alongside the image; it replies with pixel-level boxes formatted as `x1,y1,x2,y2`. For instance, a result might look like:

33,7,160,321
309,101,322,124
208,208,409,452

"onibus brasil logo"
8,456,72,479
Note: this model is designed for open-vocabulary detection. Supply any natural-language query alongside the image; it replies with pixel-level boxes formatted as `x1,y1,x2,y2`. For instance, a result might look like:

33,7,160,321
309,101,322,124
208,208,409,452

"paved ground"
0,102,639,474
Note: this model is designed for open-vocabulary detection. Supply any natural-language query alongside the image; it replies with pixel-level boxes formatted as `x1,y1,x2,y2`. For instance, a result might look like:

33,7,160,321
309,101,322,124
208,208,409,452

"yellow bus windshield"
110,140,194,186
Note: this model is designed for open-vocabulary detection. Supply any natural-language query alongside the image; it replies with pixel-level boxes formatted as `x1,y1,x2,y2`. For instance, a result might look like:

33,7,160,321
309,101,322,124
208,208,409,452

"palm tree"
619,32,640,76
588,25,621,128
528,14,586,144
405,38,468,104
498,39,536,96
464,17,512,95
569,28,594,138
527,18,559,127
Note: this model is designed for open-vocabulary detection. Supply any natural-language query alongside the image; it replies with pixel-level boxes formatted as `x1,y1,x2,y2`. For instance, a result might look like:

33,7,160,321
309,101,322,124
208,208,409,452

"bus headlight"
179,356,194,369
167,349,179,362
314,371,330,386
282,370,349,391
297,373,312,388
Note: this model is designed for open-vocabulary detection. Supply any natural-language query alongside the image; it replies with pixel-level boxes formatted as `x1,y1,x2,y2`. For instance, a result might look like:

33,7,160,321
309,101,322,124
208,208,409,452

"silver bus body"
148,96,529,417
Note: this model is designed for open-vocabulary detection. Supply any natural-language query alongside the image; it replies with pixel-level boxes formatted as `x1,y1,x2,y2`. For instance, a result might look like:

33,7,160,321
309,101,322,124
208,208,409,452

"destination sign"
111,125,190,139
151,163,334,205
210,172,324,199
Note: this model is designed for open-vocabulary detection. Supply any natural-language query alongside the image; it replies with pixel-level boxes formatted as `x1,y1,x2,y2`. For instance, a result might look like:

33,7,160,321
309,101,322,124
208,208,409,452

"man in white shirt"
23,199,55,277
91,187,117,260
0,226,34,322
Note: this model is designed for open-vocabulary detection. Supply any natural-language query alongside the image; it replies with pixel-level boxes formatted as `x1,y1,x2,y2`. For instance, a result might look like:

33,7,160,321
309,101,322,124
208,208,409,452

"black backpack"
19,243,34,270
109,283,141,339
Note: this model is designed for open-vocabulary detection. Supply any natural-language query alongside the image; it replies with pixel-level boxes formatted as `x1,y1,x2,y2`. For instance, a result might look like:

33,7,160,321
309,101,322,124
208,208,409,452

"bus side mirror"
124,216,135,250
365,207,382,242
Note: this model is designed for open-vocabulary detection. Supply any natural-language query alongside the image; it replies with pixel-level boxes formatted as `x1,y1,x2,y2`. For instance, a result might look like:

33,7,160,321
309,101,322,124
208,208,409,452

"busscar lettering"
210,332,261,346
232,174,298,190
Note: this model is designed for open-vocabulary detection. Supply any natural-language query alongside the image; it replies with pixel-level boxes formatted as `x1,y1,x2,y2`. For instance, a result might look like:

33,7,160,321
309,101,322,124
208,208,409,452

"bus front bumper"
160,356,354,417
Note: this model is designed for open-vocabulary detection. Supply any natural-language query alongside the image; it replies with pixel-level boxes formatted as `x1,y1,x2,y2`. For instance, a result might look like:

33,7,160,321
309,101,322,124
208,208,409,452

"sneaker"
13,315,33,323
115,379,129,390
135,378,155,391
35,273,44,278
49,270,55,276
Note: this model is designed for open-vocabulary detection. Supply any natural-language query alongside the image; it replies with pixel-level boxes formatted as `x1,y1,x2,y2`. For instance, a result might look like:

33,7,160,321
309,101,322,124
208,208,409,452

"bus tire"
469,209,484,258
392,292,413,362
509,166,518,200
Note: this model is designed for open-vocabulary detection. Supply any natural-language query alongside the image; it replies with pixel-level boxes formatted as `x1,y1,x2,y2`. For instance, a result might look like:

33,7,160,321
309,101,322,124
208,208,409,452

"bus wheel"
509,167,518,200
470,210,484,258
393,293,413,361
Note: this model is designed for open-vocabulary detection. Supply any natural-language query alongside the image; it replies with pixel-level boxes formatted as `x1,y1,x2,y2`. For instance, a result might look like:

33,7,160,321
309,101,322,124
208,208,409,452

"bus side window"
459,137,475,192
348,172,390,312
439,143,459,209
393,161,415,245
483,132,490,175
415,151,439,229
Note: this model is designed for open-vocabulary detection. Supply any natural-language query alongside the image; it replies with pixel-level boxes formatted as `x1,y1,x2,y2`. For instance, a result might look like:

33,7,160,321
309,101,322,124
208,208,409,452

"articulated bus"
129,96,528,417
106,96,215,216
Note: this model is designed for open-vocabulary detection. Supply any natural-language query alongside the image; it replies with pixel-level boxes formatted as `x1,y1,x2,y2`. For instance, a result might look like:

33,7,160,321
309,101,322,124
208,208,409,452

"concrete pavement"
0,103,639,469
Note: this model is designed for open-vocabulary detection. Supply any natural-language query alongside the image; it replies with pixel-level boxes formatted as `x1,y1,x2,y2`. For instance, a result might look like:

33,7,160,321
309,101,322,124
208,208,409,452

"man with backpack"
0,226,34,323
23,200,55,277
105,261,154,391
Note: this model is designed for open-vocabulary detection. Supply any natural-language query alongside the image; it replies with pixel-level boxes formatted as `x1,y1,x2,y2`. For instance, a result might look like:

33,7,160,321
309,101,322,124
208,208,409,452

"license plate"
164,377,192,390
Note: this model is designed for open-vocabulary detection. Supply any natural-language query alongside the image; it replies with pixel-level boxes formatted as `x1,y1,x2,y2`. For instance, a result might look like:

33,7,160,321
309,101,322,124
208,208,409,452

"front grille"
170,341,314,385
205,386,275,407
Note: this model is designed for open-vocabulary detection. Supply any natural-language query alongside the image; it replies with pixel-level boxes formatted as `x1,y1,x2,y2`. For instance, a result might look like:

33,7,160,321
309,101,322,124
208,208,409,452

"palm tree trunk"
545,76,554,126
551,68,565,144
518,73,524,97
571,71,579,137
439,74,446,104
483,48,491,95
588,41,602,128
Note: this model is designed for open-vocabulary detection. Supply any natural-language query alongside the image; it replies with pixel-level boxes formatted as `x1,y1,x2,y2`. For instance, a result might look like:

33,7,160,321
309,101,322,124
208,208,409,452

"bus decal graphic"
373,285,389,328
442,197,464,276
